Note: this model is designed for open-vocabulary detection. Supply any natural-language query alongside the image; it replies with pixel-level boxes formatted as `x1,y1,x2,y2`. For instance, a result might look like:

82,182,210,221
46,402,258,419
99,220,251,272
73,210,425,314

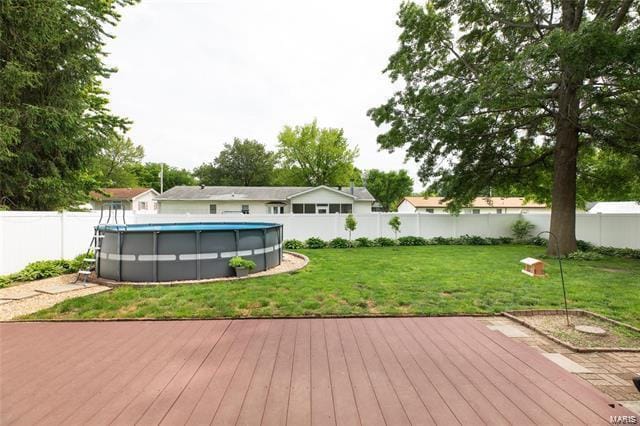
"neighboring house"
89,188,159,213
397,196,550,214
587,201,640,214
155,185,376,214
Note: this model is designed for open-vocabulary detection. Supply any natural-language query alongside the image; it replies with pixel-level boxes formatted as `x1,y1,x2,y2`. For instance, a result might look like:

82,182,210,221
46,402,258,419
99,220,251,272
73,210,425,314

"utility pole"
159,163,164,194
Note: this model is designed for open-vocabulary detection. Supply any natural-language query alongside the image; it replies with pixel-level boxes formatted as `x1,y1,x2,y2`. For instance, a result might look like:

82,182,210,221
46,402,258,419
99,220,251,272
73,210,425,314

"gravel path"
0,274,110,321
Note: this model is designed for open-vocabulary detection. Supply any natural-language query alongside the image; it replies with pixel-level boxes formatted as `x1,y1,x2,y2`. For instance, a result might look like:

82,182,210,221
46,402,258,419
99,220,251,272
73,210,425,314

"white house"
155,185,377,215
587,201,640,214
89,188,159,213
397,196,550,214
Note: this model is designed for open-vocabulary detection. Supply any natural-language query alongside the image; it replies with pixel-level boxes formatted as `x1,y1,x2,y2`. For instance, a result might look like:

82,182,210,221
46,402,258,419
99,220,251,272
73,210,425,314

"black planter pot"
234,267,249,278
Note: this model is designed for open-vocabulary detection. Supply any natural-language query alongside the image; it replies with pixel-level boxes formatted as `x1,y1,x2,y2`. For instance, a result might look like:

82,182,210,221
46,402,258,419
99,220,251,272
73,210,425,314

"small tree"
344,214,357,246
388,216,401,239
511,218,535,242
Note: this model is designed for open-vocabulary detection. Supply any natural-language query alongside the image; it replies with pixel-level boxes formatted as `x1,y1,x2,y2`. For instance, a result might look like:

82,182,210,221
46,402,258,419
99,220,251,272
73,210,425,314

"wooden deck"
0,317,634,425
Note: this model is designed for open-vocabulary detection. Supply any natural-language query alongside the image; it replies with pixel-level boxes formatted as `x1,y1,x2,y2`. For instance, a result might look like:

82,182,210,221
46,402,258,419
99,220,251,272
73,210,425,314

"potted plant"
228,256,256,277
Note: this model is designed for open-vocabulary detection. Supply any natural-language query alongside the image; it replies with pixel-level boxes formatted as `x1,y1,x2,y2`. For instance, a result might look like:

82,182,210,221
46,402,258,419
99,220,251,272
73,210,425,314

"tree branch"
611,0,634,31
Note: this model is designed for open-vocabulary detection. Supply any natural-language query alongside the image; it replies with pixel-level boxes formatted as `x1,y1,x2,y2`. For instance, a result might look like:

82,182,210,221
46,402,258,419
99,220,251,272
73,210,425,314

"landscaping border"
88,251,309,288
503,309,640,352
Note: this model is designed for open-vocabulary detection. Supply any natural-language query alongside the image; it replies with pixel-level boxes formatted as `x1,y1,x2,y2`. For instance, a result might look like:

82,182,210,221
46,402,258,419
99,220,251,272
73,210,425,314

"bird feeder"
520,257,544,277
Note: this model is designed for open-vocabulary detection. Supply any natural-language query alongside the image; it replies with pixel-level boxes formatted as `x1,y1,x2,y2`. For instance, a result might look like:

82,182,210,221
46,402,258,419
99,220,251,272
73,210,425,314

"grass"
26,245,640,327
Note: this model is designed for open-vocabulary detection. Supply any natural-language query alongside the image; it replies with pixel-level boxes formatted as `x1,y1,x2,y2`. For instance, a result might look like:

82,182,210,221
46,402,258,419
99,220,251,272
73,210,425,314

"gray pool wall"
97,223,283,282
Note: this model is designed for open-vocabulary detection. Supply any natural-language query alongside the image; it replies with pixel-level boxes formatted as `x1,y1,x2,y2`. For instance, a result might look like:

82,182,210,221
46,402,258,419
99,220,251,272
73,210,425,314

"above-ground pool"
95,222,283,282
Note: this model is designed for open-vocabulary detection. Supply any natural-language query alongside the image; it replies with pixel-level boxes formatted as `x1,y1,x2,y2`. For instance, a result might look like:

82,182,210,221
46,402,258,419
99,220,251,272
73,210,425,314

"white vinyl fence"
1,211,638,275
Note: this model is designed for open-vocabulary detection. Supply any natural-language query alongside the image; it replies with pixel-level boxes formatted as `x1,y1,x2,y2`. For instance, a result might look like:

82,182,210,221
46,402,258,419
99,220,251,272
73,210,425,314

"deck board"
0,317,634,425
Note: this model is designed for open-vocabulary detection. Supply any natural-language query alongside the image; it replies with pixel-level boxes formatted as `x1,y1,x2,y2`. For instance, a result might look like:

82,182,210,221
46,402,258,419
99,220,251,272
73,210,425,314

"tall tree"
370,1,640,254
0,0,135,210
129,163,194,193
195,138,276,186
278,120,359,187
364,169,414,211
93,135,144,187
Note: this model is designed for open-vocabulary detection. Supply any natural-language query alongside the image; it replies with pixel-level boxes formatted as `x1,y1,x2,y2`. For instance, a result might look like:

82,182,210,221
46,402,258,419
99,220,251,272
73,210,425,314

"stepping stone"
620,401,640,415
542,353,591,373
0,290,40,300
575,325,607,336
487,324,529,338
35,284,96,295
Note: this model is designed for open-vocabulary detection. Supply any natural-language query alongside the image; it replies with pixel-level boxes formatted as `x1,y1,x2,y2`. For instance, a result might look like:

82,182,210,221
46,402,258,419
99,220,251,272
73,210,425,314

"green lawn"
26,245,640,327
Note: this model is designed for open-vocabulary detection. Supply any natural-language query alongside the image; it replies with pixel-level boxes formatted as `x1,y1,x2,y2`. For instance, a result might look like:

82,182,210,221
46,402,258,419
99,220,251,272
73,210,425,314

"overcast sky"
103,0,423,189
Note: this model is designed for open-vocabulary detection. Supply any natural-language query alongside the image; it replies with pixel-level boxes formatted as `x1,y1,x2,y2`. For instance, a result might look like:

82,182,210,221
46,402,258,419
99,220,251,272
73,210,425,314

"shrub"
388,216,401,239
305,237,326,249
397,236,427,246
374,237,396,247
511,218,535,241
459,234,490,245
283,239,304,250
354,237,373,247
329,237,350,248
228,256,256,270
344,214,357,243
527,236,547,246
0,257,84,288
576,240,595,251
430,236,452,245
566,251,604,261
486,237,513,245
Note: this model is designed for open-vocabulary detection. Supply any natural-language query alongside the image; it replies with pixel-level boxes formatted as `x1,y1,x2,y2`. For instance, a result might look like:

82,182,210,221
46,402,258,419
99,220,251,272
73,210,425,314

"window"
241,204,249,214
138,201,148,210
425,208,434,214
496,208,503,214
472,209,480,214
270,205,284,214
209,204,217,214
340,204,352,214
329,204,340,214
292,204,303,214
109,201,122,210
304,204,316,214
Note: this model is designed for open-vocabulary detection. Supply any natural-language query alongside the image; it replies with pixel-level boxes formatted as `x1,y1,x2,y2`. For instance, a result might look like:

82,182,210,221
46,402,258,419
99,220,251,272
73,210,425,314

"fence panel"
1,211,638,274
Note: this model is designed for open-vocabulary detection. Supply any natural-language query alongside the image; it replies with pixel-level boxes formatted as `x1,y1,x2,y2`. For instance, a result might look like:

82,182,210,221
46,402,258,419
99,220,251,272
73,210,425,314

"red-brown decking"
0,317,634,425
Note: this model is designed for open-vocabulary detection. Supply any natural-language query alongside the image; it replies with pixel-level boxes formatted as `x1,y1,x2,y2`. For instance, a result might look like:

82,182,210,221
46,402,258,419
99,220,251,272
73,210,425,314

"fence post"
453,215,458,238
60,210,65,259
598,213,603,246
377,213,382,237
416,213,421,237
0,215,4,274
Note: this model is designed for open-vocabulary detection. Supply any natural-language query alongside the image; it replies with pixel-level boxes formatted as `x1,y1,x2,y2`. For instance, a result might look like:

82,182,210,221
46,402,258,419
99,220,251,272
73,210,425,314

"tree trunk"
548,1,581,256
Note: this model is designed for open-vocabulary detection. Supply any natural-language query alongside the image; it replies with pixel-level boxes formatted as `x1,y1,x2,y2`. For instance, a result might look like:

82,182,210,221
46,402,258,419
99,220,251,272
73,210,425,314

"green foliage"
344,214,357,237
0,0,136,210
283,239,304,250
304,237,326,249
388,216,401,239
369,1,640,253
277,120,359,186
128,163,194,193
364,169,414,211
92,135,144,188
458,235,491,245
354,237,373,247
228,256,256,270
397,236,427,246
194,139,277,186
0,256,84,288
374,237,396,247
328,238,350,248
566,251,605,261
511,219,535,241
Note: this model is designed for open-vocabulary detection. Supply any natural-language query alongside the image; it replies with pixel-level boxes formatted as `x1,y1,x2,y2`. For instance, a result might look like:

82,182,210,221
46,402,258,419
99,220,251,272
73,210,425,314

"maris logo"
610,415,638,425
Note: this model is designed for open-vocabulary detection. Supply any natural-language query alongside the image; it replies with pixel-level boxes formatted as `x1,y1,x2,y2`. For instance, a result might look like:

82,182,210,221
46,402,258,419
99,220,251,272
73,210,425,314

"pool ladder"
76,203,123,284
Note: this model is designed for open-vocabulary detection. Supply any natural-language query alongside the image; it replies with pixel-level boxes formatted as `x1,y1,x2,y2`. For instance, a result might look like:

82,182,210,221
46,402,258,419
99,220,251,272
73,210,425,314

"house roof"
155,185,376,202
402,196,547,209
587,201,640,214
90,188,157,201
